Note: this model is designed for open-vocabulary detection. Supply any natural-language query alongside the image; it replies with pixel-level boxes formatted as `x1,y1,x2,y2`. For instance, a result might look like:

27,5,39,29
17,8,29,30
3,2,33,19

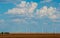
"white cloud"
11,18,38,25
0,0,24,4
6,8,26,15
5,1,59,20
49,15,57,19
17,1,26,7
11,18,27,23
48,7,56,15
6,1,38,18
44,0,52,2
40,0,52,3
28,2,37,13
36,6,48,17
36,6,57,19
12,19,21,23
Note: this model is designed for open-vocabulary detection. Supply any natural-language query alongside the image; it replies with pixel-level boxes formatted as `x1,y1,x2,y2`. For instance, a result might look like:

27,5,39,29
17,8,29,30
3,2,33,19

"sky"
0,0,60,33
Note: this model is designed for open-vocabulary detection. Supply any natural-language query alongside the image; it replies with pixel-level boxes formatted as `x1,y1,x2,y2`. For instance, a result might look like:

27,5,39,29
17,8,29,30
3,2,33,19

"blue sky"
0,0,60,33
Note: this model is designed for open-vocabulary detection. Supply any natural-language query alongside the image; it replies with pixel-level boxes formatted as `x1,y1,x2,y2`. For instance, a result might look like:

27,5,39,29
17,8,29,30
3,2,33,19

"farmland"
0,33,60,38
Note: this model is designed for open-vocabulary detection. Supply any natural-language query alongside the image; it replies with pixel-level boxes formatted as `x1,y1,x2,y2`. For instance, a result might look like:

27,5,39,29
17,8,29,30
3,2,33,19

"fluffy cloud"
49,15,57,19
5,1,37,18
5,1,59,20
36,6,57,19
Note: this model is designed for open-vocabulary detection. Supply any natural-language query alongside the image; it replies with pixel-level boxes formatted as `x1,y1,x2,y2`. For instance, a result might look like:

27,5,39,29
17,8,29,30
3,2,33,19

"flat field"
0,33,60,38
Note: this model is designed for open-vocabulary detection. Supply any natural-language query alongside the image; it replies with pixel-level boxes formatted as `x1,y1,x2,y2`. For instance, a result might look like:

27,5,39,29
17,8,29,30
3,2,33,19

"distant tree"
0,32,9,34
4,32,9,34
1,32,3,34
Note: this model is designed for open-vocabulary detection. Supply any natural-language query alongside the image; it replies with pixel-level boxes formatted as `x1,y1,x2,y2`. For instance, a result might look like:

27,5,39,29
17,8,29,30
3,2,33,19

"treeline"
0,32,9,34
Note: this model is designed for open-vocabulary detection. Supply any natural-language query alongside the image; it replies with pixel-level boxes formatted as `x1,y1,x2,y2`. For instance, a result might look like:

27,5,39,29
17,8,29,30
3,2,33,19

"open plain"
0,33,60,38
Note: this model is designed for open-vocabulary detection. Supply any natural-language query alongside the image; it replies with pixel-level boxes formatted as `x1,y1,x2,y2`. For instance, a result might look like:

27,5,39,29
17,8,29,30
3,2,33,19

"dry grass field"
0,33,60,38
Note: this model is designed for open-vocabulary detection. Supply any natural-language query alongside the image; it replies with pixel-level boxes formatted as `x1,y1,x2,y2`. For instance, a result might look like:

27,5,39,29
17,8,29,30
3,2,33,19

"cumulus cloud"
36,6,48,17
5,1,59,20
1,0,60,33
49,15,57,19
36,6,57,19
5,1,38,18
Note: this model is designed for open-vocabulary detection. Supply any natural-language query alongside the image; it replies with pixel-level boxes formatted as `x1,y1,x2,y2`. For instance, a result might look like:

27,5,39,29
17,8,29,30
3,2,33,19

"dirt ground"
0,33,60,38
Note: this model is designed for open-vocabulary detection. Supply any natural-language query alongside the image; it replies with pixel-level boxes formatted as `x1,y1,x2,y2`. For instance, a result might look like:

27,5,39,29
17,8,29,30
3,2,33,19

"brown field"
0,33,60,38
